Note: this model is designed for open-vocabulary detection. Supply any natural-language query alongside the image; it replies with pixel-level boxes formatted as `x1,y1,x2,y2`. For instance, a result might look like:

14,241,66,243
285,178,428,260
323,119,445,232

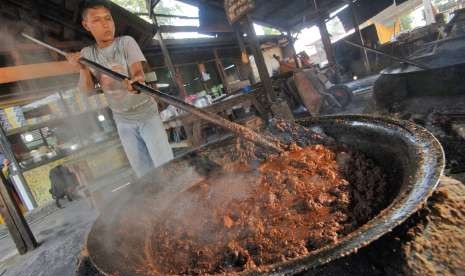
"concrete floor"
0,200,97,276
0,166,135,276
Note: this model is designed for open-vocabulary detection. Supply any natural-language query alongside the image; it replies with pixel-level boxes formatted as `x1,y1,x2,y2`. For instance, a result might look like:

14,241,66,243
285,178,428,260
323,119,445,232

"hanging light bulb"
24,133,34,142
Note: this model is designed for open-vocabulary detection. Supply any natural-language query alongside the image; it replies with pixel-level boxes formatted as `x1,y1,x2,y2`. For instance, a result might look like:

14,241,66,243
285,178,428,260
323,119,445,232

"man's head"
81,0,115,45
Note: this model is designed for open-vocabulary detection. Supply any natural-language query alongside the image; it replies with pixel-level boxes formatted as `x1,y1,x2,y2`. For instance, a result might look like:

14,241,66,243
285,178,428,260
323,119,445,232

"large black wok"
374,35,465,108
83,115,444,276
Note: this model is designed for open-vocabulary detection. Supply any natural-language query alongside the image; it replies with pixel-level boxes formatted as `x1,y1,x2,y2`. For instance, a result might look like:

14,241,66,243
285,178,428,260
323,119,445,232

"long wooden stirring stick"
22,34,283,153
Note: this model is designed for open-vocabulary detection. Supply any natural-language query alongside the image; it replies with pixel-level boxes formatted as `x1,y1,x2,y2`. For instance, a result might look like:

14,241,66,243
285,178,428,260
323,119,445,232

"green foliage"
326,17,345,38
400,15,413,31
262,26,281,35
154,0,187,25
110,0,147,13
110,0,188,25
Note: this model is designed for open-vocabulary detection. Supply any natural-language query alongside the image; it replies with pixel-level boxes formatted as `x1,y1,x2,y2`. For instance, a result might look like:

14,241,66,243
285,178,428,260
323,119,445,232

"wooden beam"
197,63,210,93
159,25,232,33
213,48,230,93
317,17,336,66
0,62,79,84
155,13,199,20
159,25,199,33
349,2,371,74
175,66,188,99
151,9,188,99
285,29,300,69
242,15,275,103
233,23,255,84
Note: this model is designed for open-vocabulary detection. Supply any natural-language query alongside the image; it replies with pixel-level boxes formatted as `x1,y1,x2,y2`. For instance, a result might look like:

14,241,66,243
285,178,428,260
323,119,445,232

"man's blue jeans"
114,109,174,178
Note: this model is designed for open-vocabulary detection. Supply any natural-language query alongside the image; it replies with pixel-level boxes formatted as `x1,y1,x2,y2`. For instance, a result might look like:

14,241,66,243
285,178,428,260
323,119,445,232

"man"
67,0,173,177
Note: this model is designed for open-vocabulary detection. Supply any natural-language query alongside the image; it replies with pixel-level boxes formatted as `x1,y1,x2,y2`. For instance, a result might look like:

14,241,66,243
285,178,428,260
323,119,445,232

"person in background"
66,0,173,178
49,165,79,208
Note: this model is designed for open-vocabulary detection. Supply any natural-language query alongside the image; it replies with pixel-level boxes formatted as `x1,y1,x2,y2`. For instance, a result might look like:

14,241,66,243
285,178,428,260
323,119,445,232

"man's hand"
66,52,85,69
123,75,145,94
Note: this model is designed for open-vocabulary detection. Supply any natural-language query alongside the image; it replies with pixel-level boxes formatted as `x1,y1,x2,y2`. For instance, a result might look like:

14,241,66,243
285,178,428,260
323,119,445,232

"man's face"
82,6,115,43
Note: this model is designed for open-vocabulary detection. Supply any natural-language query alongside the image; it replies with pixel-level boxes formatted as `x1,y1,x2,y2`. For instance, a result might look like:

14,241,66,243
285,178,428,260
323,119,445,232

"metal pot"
83,115,444,276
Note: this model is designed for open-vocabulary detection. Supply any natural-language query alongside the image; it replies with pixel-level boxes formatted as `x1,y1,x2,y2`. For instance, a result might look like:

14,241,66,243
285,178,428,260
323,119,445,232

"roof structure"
180,0,345,32
179,0,399,32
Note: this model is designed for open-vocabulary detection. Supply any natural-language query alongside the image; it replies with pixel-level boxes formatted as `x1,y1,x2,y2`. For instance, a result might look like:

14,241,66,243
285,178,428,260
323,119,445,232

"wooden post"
174,66,188,99
154,30,188,98
213,48,230,93
150,12,188,99
0,172,37,254
241,15,275,103
0,126,37,210
234,24,249,64
349,2,371,74
233,23,256,84
196,63,210,93
423,0,436,25
287,29,300,69
314,0,336,67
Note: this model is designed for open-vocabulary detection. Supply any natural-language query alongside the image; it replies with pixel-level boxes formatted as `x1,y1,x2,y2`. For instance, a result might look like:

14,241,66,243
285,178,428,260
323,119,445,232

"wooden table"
163,91,266,147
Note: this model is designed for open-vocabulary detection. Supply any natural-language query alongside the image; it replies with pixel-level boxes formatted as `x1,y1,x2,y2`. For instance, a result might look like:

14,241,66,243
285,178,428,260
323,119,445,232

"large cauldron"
373,35,465,108
83,115,444,276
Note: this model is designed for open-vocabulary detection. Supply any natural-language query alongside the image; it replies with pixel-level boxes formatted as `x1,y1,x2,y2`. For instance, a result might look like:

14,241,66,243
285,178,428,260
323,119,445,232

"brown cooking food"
140,144,388,275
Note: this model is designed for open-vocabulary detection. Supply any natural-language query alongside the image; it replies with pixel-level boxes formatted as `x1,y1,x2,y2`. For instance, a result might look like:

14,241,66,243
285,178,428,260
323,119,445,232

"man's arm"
66,52,95,93
79,67,95,93
123,36,147,93
124,61,145,93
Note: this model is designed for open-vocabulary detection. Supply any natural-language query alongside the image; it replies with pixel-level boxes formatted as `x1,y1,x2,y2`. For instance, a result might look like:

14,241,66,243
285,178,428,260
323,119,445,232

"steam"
0,27,111,209
0,29,16,52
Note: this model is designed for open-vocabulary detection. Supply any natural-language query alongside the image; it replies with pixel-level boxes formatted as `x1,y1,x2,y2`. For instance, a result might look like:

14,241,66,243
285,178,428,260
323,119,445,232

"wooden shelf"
5,107,110,137
21,134,120,172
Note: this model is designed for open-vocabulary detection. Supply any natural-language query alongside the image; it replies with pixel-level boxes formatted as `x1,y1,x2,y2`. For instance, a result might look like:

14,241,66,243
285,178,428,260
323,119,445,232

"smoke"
82,137,267,272
0,24,112,210
0,29,16,52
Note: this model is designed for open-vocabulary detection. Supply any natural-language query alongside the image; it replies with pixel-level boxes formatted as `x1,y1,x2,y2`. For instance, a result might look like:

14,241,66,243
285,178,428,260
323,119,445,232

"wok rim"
245,115,445,276
85,115,445,276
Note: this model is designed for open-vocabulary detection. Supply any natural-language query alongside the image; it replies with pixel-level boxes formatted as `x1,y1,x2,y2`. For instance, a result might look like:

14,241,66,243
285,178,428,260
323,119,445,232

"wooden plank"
0,62,80,84
213,48,230,93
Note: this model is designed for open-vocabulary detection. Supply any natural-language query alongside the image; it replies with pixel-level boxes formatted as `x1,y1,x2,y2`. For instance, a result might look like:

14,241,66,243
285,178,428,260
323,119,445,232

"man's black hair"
81,0,112,20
